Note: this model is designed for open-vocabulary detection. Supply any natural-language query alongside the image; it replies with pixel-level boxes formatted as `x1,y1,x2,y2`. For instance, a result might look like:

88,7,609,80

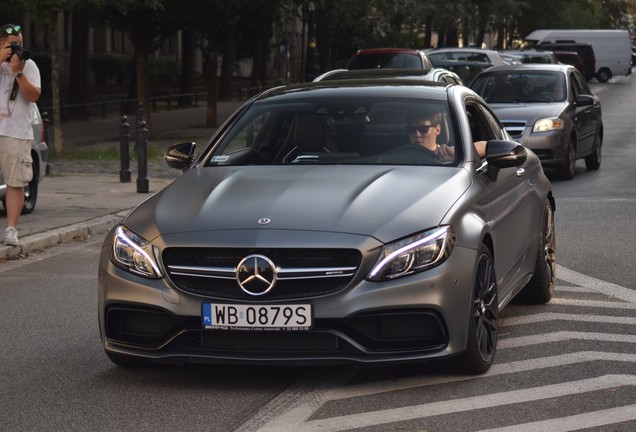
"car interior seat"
274,113,337,162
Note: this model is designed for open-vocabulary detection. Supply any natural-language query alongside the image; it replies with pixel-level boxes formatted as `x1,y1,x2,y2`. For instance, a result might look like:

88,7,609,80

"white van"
525,29,632,82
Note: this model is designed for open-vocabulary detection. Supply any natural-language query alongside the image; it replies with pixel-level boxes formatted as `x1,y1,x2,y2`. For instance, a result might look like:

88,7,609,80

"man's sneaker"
4,226,19,246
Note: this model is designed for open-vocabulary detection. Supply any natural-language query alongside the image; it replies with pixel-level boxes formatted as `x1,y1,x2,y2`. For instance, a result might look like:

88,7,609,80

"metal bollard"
119,115,131,183
136,119,149,193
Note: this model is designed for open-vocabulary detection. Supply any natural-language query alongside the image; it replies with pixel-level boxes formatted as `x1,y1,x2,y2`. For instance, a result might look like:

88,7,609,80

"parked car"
499,50,559,65
470,63,603,179
347,48,433,71
429,59,493,84
0,103,48,214
552,51,586,76
98,78,556,374
313,67,463,85
534,42,596,81
428,47,512,66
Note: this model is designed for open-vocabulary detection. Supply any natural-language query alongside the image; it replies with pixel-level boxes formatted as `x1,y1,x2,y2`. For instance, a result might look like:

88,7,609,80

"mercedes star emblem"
236,254,277,296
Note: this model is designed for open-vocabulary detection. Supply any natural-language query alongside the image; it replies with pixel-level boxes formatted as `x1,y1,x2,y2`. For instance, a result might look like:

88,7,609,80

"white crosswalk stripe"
236,266,636,432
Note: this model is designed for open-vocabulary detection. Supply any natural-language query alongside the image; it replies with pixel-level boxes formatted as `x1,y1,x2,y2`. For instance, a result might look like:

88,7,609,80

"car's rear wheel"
515,201,556,304
556,139,576,180
596,68,611,83
452,245,498,374
106,351,151,367
584,130,602,171
21,159,39,215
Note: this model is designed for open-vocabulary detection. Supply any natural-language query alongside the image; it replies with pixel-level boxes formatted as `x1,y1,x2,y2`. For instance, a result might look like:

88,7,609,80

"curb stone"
0,211,128,262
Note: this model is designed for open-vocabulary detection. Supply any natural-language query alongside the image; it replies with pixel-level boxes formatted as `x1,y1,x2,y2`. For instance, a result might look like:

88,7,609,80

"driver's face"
408,119,440,146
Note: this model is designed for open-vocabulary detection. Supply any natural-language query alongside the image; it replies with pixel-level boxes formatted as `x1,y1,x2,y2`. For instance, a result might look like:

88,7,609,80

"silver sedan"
98,80,555,374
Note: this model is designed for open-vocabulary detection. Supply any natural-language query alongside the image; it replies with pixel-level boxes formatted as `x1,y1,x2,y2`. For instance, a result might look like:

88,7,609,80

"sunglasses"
406,124,436,134
2,25,21,36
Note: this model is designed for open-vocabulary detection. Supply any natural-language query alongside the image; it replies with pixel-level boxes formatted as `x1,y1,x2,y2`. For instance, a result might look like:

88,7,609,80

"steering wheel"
376,145,442,165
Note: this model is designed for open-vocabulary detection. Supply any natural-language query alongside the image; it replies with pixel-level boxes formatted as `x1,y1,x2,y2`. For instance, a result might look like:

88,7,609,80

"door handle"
516,167,526,177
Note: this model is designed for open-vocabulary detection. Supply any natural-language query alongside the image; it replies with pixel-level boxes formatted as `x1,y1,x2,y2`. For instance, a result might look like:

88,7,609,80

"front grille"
501,120,527,139
163,247,361,300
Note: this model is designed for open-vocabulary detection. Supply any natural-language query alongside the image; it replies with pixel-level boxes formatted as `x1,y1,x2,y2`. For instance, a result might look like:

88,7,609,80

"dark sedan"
470,64,603,179
98,80,555,374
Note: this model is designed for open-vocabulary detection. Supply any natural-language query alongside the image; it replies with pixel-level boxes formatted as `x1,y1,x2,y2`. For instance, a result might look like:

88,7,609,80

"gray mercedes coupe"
98,79,556,374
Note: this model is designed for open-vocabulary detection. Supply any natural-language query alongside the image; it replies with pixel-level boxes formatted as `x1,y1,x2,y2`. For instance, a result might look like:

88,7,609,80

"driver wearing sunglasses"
406,111,456,162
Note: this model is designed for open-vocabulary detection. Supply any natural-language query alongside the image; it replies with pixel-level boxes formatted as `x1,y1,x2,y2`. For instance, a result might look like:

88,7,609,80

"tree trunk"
67,11,89,121
219,23,236,101
206,51,218,128
49,24,63,153
178,29,195,107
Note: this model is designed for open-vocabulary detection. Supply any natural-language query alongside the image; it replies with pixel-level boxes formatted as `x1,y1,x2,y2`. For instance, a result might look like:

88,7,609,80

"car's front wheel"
452,245,498,374
584,129,602,171
556,139,576,180
515,201,556,304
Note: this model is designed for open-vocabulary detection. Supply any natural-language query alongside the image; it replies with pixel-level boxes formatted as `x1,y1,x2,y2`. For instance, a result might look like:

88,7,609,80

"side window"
572,71,592,95
569,72,582,100
466,101,503,143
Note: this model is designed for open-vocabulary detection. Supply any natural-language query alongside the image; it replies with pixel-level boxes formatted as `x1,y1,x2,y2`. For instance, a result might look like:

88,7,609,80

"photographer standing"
0,24,41,246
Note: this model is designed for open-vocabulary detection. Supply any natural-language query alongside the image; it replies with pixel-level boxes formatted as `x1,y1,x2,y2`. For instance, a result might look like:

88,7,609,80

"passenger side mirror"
165,142,196,171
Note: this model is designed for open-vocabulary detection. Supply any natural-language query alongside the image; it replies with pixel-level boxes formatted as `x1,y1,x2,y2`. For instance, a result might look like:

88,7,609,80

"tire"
596,69,611,83
556,139,576,180
21,161,39,215
584,130,602,171
106,351,151,368
515,201,556,304
452,245,498,374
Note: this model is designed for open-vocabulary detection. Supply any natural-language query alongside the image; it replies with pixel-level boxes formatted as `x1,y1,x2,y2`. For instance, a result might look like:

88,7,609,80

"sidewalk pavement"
0,100,245,262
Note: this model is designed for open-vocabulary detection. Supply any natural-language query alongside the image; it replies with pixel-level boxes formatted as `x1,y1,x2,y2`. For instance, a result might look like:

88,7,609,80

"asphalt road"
551,74,636,290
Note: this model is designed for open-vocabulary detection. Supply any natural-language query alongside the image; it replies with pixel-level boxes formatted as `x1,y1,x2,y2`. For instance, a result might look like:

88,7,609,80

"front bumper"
98,234,478,365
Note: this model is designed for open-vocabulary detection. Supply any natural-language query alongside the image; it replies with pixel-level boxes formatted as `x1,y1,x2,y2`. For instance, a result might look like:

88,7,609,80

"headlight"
533,117,564,132
367,226,455,281
112,226,163,279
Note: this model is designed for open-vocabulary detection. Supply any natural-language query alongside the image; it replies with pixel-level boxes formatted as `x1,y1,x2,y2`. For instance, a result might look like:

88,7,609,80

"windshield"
205,97,459,167
471,71,566,103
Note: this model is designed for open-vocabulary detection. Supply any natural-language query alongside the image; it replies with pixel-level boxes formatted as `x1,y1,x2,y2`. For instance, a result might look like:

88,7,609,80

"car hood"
489,102,567,122
124,165,471,244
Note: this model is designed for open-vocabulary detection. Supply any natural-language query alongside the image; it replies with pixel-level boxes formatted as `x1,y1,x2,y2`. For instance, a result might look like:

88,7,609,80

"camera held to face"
9,42,31,61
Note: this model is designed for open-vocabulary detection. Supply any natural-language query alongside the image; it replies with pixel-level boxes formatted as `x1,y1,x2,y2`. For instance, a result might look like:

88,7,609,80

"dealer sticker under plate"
202,303,312,331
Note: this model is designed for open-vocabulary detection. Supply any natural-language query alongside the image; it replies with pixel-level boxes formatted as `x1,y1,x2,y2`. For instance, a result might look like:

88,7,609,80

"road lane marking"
259,375,636,432
235,265,636,432
498,331,636,348
500,312,636,326
549,298,636,309
475,404,636,432
556,264,636,303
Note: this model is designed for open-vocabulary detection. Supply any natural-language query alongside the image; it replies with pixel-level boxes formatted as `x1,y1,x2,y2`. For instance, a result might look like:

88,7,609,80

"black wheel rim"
567,144,576,176
474,253,497,361
544,205,557,285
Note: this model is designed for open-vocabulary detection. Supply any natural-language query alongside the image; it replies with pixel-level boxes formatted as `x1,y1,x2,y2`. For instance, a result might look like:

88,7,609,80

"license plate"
202,303,312,331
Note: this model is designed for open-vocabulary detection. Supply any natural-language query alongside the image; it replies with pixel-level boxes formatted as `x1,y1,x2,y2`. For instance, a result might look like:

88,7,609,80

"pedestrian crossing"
236,265,636,432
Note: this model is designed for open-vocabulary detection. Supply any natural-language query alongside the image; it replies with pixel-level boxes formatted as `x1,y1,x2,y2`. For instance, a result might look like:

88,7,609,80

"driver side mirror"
575,94,594,106
165,142,196,171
